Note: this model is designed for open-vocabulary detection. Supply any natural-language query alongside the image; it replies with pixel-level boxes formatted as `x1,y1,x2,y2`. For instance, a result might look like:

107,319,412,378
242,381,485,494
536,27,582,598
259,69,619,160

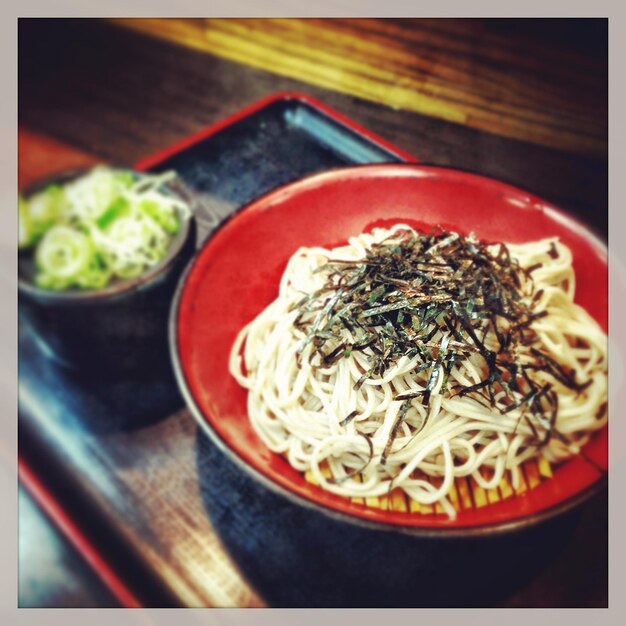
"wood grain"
18,129,98,188
18,20,607,238
111,18,607,159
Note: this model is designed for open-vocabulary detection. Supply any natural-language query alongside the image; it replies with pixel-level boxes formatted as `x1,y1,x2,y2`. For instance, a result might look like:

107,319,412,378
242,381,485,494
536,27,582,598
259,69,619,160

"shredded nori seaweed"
294,228,594,463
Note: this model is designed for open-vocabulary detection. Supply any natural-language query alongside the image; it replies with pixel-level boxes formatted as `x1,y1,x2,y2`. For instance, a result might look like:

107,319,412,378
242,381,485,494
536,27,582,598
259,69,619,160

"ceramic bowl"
19,167,197,378
172,164,607,605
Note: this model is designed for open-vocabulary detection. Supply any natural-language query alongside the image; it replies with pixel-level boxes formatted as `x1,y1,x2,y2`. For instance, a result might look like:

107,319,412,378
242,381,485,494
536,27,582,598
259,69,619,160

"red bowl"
172,164,607,534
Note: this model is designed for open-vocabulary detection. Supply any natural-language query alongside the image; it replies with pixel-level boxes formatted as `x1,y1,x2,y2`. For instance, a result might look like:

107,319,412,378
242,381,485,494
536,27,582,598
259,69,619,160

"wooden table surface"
18,18,608,608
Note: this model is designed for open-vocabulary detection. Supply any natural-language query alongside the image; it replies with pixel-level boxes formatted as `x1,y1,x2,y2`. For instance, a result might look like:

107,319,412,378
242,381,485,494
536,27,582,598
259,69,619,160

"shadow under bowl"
195,431,584,607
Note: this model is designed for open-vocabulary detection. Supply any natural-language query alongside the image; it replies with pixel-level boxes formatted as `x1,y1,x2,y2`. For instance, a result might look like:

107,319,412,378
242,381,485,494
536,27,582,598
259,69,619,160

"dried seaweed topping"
294,228,592,459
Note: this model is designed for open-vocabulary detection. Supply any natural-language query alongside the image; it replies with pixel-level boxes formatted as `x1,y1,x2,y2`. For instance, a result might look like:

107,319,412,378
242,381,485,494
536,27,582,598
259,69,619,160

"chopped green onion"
96,197,129,229
19,166,190,290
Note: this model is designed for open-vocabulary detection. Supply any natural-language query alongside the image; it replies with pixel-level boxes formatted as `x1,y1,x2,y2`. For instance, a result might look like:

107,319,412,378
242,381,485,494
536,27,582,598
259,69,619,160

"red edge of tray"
175,162,608,533
18,458,142,608
134,91,418,171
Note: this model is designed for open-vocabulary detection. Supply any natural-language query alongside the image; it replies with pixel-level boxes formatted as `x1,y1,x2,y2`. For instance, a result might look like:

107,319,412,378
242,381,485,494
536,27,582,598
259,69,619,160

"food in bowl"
19,165,191,291
229,224,608,518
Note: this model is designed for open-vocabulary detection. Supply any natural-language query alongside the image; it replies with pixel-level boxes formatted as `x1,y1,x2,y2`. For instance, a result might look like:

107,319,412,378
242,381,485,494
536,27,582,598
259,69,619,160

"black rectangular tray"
18,93,410,607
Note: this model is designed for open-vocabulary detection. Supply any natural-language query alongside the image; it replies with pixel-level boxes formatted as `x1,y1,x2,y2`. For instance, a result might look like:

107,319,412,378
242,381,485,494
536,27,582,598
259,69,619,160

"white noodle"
229,225,607,517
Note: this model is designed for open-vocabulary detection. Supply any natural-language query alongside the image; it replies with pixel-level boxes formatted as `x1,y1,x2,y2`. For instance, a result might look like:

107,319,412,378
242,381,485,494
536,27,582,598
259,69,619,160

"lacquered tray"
18,93,412,607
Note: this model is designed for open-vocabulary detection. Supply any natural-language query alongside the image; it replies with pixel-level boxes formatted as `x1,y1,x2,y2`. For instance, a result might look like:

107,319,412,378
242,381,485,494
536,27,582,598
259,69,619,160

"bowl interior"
175,164,607,531
18,167,193,302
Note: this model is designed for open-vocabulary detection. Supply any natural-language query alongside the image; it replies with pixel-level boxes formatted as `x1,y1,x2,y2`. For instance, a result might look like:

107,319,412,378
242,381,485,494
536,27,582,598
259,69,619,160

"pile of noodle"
229,225,607,517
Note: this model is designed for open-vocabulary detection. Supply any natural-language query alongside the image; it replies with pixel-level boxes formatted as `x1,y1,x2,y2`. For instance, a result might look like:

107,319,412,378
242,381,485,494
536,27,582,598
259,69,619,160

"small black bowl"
18,167,197,379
